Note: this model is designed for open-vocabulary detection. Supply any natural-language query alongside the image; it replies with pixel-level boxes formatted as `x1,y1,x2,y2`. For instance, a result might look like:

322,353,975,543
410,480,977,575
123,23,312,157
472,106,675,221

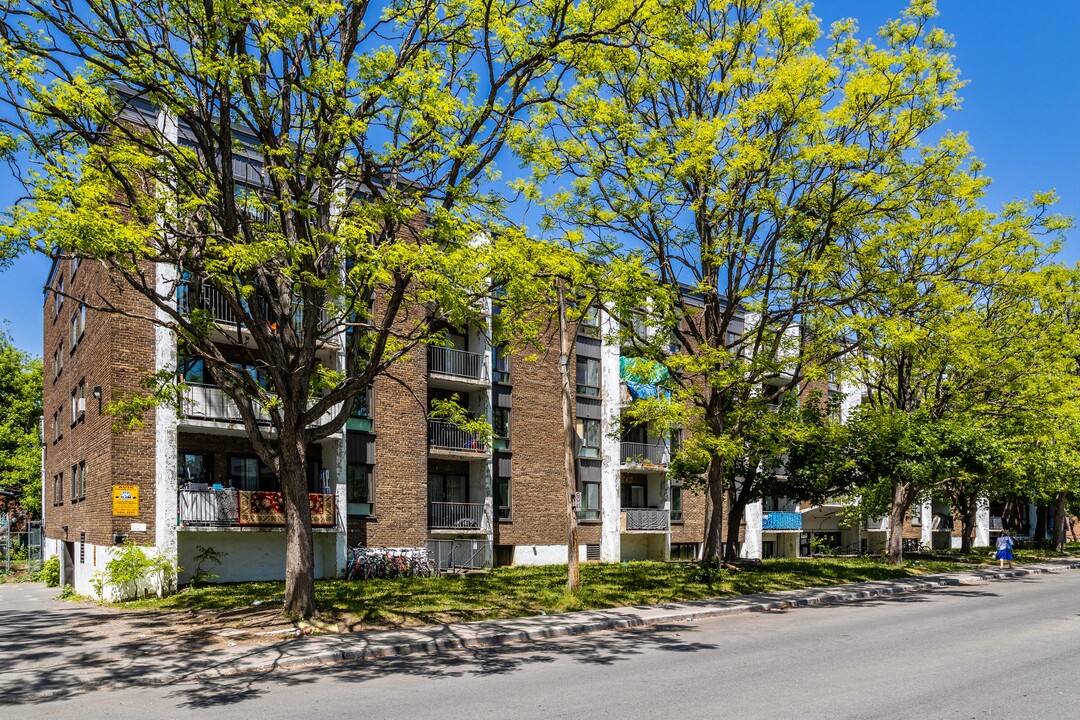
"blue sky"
1,0,1078,355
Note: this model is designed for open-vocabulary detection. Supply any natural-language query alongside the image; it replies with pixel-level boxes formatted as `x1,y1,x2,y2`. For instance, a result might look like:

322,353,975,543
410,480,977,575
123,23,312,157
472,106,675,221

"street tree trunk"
280,423,315,618
556,279,580,593
1034,504,1048,544
887,481,916,566
723,479,750,563
702,456,726,561
958,494,977,554
1053,492,1067,553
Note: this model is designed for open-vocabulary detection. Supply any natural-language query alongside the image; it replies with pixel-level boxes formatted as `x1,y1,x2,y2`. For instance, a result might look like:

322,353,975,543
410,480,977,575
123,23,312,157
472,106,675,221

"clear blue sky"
1,0,1078,355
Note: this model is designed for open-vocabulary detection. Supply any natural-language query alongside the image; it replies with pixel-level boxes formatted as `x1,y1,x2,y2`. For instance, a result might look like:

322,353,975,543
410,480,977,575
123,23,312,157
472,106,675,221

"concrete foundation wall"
176,531,342,584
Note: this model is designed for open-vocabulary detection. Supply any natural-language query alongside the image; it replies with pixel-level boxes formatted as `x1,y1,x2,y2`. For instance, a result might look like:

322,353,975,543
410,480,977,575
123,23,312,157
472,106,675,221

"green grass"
116,555,1014,630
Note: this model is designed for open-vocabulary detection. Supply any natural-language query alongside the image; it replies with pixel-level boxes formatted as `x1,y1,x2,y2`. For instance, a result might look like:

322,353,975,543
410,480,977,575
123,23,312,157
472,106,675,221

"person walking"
996,530,1014,569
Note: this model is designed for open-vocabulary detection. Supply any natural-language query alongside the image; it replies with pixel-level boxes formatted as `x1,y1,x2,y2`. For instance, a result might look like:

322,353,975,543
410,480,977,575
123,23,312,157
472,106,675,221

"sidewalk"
3,559,1079,703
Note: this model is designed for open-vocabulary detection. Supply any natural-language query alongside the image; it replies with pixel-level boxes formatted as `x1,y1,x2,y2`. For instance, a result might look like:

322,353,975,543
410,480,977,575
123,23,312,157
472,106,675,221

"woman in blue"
995,530,1014,569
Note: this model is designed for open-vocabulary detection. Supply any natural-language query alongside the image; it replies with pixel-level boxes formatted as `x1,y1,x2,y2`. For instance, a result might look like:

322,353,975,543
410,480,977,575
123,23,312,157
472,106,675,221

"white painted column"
599,309,622,563
741,499,763,560
920,499,933,548
333,436,348,573
975,496,991,547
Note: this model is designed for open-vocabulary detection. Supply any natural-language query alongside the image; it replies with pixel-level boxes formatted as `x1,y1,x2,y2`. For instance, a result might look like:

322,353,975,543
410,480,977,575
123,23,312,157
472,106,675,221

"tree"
0,0,642,616
0,329,42,516
517,0,969,561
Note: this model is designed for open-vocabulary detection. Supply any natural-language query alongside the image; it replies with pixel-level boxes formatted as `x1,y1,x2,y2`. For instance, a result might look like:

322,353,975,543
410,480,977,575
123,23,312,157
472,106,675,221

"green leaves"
0,329,42,515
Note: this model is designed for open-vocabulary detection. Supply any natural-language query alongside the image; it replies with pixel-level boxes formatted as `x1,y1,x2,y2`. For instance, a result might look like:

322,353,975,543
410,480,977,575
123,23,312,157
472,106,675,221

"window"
53,341,63,379
670,543,698,561
228,455,278,492
53,472,63,505
670,485,683,523
70,312,78,349
493,408,510,450
621,483,646,509
52,410,61,442
70,383,85,427
492,344,510,383
577,480,600,521
911,507,922,527
575,357,600,397
70,256,80,279
178,452,214,485
69,462,86,501
53,276,64,319
495,476,511,521
578,304,599,337
347,386,373,432
178,355,206,384
576,418,601,458
346,464,374,516
428,473,468,504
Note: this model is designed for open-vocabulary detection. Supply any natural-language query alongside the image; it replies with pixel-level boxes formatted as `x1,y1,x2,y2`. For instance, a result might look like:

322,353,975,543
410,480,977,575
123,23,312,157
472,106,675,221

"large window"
577,304,599,337
347,387,373,432
178,355,206,384
428,473,469,504
576,418,601,458
575,357,600,397
577,480,600,521
493,408,510,450
495,476,511,521
228,455,278,492
670,485,683,523
621,483,646,509
492,344,510,383
178,452,214,485
346,464,374,516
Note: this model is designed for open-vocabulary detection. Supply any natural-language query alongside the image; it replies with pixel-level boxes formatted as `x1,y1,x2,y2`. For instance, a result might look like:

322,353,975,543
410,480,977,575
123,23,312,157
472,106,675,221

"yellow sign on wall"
112,484,139,517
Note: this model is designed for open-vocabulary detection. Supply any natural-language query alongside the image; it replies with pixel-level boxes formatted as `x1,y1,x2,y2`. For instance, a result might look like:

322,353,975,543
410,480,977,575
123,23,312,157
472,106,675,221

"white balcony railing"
619,442,669,468
428,346,488,382
181,384,342,428
428,502,488,530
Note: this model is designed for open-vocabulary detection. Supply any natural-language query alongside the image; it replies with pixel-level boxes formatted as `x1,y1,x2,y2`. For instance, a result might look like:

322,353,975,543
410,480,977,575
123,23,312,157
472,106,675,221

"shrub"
40,556,60,587
92,540,178,601
189,545,226,587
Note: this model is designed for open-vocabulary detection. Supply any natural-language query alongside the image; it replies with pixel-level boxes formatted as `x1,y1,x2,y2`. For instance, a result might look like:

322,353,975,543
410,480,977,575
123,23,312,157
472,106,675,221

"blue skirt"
996,548,1013,561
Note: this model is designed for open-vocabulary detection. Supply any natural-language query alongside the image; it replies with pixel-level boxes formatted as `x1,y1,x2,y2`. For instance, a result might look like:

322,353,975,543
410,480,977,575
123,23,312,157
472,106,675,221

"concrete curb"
135,559,1080,685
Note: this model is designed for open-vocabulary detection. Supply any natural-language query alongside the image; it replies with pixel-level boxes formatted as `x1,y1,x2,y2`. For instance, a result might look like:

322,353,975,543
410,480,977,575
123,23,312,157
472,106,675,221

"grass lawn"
114,554,1034,631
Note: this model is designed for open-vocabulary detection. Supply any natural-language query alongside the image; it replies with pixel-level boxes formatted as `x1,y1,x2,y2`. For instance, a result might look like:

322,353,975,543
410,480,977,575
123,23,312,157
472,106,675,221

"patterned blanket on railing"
238,491,336,527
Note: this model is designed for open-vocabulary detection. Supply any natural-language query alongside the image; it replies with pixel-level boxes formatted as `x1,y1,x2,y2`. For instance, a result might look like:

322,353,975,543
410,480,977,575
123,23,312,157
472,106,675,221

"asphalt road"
12,570,1080,720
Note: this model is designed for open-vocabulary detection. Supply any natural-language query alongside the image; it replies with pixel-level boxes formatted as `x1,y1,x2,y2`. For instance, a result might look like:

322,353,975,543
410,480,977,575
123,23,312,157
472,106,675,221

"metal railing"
428,501,487,530
622,508,669,531
180,384,270,424
426,538,492,570
762,511,802,531
619,442,668,468
428,346,488,381
931,513,954,531
178,487,240,526
428,420,487,453
179,283,331,332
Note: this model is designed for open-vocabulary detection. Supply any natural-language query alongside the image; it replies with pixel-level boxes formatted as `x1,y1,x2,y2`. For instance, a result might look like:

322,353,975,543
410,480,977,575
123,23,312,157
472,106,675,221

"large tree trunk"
1053,492,1067,553
280,424,316,618
886,481,915,566
556,280,579,593
723,480,749,563
702,456,726,561
959,494,977,554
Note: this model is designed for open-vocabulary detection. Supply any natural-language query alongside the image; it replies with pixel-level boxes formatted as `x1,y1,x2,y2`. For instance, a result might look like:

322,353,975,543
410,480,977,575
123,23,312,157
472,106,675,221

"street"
5,569,1078,720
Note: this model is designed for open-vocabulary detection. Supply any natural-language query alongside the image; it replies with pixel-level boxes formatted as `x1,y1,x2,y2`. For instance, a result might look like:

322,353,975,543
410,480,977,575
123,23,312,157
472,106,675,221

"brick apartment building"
41,250,715,595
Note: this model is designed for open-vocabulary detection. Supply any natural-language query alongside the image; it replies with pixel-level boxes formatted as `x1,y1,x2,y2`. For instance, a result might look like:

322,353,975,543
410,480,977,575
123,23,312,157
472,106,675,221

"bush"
40,556,60,587
92,540,178,601
189,545,226,587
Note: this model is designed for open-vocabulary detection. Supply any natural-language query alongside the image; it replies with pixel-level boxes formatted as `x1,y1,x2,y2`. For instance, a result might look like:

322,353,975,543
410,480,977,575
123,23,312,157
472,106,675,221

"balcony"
178,283,333,337
428,501,488,532
865,516,888,531
931,513,954,531
621,508,669,532
177,487,337,529
428,346,488,385
180,385,343,430
619,442,669,471
428,420,489,457
762,511,802,532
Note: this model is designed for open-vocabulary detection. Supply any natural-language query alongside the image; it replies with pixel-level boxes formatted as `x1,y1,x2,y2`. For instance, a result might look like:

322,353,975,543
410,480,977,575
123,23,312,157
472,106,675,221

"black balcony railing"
428,501,486,530
428,420,487,453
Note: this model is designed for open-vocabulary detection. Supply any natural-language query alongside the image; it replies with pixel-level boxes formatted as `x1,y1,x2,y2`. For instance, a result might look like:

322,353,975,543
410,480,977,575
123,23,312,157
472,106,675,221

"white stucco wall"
511,544,591,567
176,531,342,584
599,308,622,563
741,500,763,560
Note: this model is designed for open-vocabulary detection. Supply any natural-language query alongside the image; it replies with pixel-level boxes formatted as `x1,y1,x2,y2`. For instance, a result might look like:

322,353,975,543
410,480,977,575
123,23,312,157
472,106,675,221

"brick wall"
43,258,158,548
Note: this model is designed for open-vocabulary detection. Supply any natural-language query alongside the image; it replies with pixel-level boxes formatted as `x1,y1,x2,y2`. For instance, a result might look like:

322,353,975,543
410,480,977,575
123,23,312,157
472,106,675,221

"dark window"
178,452,214,485
495,476,511,521
576,418,601,458
178,355,206,384
576,357,600,397
228,455,278,492
346,464,374,516
670,485,683,523
428,473,469,504
670,543,698,561
621,483,646,509
492,344,510,383
348,386,373,432
577,480,600,521
493,408,510,450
